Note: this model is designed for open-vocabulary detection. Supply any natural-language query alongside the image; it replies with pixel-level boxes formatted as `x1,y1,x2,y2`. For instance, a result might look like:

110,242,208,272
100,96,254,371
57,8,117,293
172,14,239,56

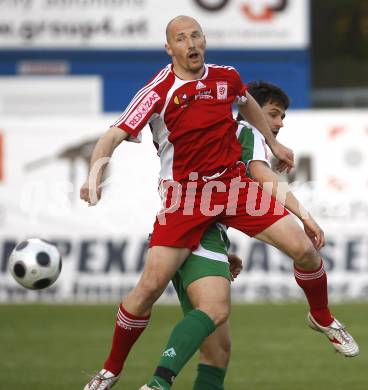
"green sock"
147,310,216,389
193,363,226,390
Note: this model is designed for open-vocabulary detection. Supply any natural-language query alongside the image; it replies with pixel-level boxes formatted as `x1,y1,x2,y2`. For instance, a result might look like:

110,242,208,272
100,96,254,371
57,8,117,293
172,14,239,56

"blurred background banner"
0,0,312,110
0,111,367,303
0,0,309,49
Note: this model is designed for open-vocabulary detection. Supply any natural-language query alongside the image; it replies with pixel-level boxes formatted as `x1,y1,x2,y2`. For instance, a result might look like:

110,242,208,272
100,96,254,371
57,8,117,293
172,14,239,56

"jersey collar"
170,63,208,81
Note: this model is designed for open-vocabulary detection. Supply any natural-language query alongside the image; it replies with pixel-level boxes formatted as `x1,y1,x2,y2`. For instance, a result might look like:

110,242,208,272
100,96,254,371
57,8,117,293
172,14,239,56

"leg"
192,323,230,390
171,224,231,390
199,322,231,368
104,246,190,373
225,194,333,326
123,246,191,315
145,275,230,389
254,215,358,357
187,276,230,327
84,246,190,389
224,173,358,358
255,214,320,270
172,284,230,390
172,281,230,390
190,279,230,390
255,214,333,324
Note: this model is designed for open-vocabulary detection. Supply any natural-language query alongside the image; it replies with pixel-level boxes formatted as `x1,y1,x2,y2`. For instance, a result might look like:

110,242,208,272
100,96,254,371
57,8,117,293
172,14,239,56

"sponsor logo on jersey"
163,347,177,358
195,89,213,100
196,80,206,90
216,81,228,100
125,90,160,129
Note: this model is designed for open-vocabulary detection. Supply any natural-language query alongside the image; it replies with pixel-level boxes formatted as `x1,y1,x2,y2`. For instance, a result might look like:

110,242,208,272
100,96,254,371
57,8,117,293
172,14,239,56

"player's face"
166,18,206,78
262,101,286,137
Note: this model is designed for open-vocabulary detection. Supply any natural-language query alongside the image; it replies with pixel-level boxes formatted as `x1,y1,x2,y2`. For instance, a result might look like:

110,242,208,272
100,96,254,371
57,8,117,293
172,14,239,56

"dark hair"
237,81,290,121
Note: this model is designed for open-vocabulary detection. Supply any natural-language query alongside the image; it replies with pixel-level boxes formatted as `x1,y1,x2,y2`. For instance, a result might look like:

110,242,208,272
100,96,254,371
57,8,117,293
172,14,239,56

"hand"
270,141,294,172
228,253,243,281
80,180,102,206
302,216,325,251
275,160,293,174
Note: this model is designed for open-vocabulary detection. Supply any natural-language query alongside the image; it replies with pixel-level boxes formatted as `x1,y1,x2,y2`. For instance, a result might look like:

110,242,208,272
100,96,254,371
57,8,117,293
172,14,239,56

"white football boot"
139,385,163,390
307,313,359,357
83,369,119,390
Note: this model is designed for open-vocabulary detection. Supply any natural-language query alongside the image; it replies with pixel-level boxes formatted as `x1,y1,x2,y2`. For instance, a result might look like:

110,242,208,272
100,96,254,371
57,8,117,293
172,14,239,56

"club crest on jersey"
173,93,188,105
125,90,160,129
216,81,228,100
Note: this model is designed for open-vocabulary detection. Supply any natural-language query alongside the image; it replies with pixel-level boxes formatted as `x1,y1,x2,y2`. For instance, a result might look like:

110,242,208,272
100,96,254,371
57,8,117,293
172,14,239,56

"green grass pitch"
1,303,366,389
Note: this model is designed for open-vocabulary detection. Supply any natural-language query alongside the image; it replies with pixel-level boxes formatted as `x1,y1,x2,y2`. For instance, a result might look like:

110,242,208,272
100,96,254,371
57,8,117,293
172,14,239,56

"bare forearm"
250,163,308,221
88,126,129,182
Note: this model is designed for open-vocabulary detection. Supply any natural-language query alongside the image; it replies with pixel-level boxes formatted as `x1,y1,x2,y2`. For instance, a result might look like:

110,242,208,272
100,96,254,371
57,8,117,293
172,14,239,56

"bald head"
164,15,206,80
166,15,203,43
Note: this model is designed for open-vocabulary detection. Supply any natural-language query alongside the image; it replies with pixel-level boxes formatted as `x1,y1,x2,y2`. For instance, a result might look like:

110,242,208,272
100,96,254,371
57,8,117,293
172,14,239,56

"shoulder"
236,120,264,139
207,63,239,76
144,64,174,90
207,63,237,71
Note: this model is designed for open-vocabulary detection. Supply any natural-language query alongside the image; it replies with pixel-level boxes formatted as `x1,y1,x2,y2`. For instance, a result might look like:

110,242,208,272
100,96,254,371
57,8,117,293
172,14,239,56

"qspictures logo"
194,0,288,21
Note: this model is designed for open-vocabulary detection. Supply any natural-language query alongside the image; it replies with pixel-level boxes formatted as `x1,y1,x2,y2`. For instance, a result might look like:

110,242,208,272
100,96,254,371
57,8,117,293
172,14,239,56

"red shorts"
149,163,288,250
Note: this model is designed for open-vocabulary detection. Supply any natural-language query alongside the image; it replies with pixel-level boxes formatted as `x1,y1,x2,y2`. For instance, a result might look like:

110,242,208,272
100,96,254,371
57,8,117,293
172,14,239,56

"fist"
80,181,102,206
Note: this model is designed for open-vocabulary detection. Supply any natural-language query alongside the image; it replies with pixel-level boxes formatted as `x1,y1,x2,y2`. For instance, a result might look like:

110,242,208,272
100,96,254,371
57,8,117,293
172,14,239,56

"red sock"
294,260,334,327
103,304,150,375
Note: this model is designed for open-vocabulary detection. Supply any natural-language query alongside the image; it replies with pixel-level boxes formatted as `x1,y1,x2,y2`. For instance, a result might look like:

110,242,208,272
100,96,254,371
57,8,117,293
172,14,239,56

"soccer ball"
9,238,62,290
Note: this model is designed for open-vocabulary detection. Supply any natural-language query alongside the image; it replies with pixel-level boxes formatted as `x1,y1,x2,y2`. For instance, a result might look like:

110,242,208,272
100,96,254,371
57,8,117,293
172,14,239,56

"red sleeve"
231,67,248,99
112,89,162,140
111,67,170,141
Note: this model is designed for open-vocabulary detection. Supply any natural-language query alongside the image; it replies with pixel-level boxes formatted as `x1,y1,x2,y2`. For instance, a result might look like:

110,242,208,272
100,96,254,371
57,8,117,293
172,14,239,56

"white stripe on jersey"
191,242,229,263
159,76,188,117
150,115,174,180
237,121,271,168
207,63,236,71
152,77,193,180
113,65,171,127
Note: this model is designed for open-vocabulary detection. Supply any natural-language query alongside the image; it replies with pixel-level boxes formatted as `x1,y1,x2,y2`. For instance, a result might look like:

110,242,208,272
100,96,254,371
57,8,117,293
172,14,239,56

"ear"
165,43,173,57
203,35,207,47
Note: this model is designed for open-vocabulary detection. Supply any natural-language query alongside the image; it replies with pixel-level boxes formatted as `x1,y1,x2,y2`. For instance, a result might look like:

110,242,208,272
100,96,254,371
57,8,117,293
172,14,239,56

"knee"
214,311,229,327
136,283,158,305
138,276,166,303
293,240,320,269
199,305,230,327
129,274,167,310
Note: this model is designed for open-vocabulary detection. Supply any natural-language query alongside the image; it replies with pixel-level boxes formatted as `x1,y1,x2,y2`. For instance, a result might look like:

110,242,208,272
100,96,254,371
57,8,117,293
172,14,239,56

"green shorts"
172,223,231,315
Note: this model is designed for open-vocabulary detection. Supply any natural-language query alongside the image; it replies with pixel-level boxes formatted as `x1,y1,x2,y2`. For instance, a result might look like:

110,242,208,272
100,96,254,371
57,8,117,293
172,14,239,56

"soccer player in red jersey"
80,16,358,390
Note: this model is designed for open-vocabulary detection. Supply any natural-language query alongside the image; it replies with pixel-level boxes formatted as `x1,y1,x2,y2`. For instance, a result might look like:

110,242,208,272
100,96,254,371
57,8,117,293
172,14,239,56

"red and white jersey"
113,63,247,182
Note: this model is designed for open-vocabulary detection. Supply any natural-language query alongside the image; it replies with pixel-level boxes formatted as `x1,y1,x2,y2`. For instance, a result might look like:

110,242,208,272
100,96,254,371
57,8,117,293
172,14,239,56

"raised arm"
80,126,130,206
237,92,294,171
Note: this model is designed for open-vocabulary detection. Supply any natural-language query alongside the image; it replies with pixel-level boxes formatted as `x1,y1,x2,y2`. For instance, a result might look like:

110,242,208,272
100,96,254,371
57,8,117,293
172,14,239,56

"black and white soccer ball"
9,238,62,290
